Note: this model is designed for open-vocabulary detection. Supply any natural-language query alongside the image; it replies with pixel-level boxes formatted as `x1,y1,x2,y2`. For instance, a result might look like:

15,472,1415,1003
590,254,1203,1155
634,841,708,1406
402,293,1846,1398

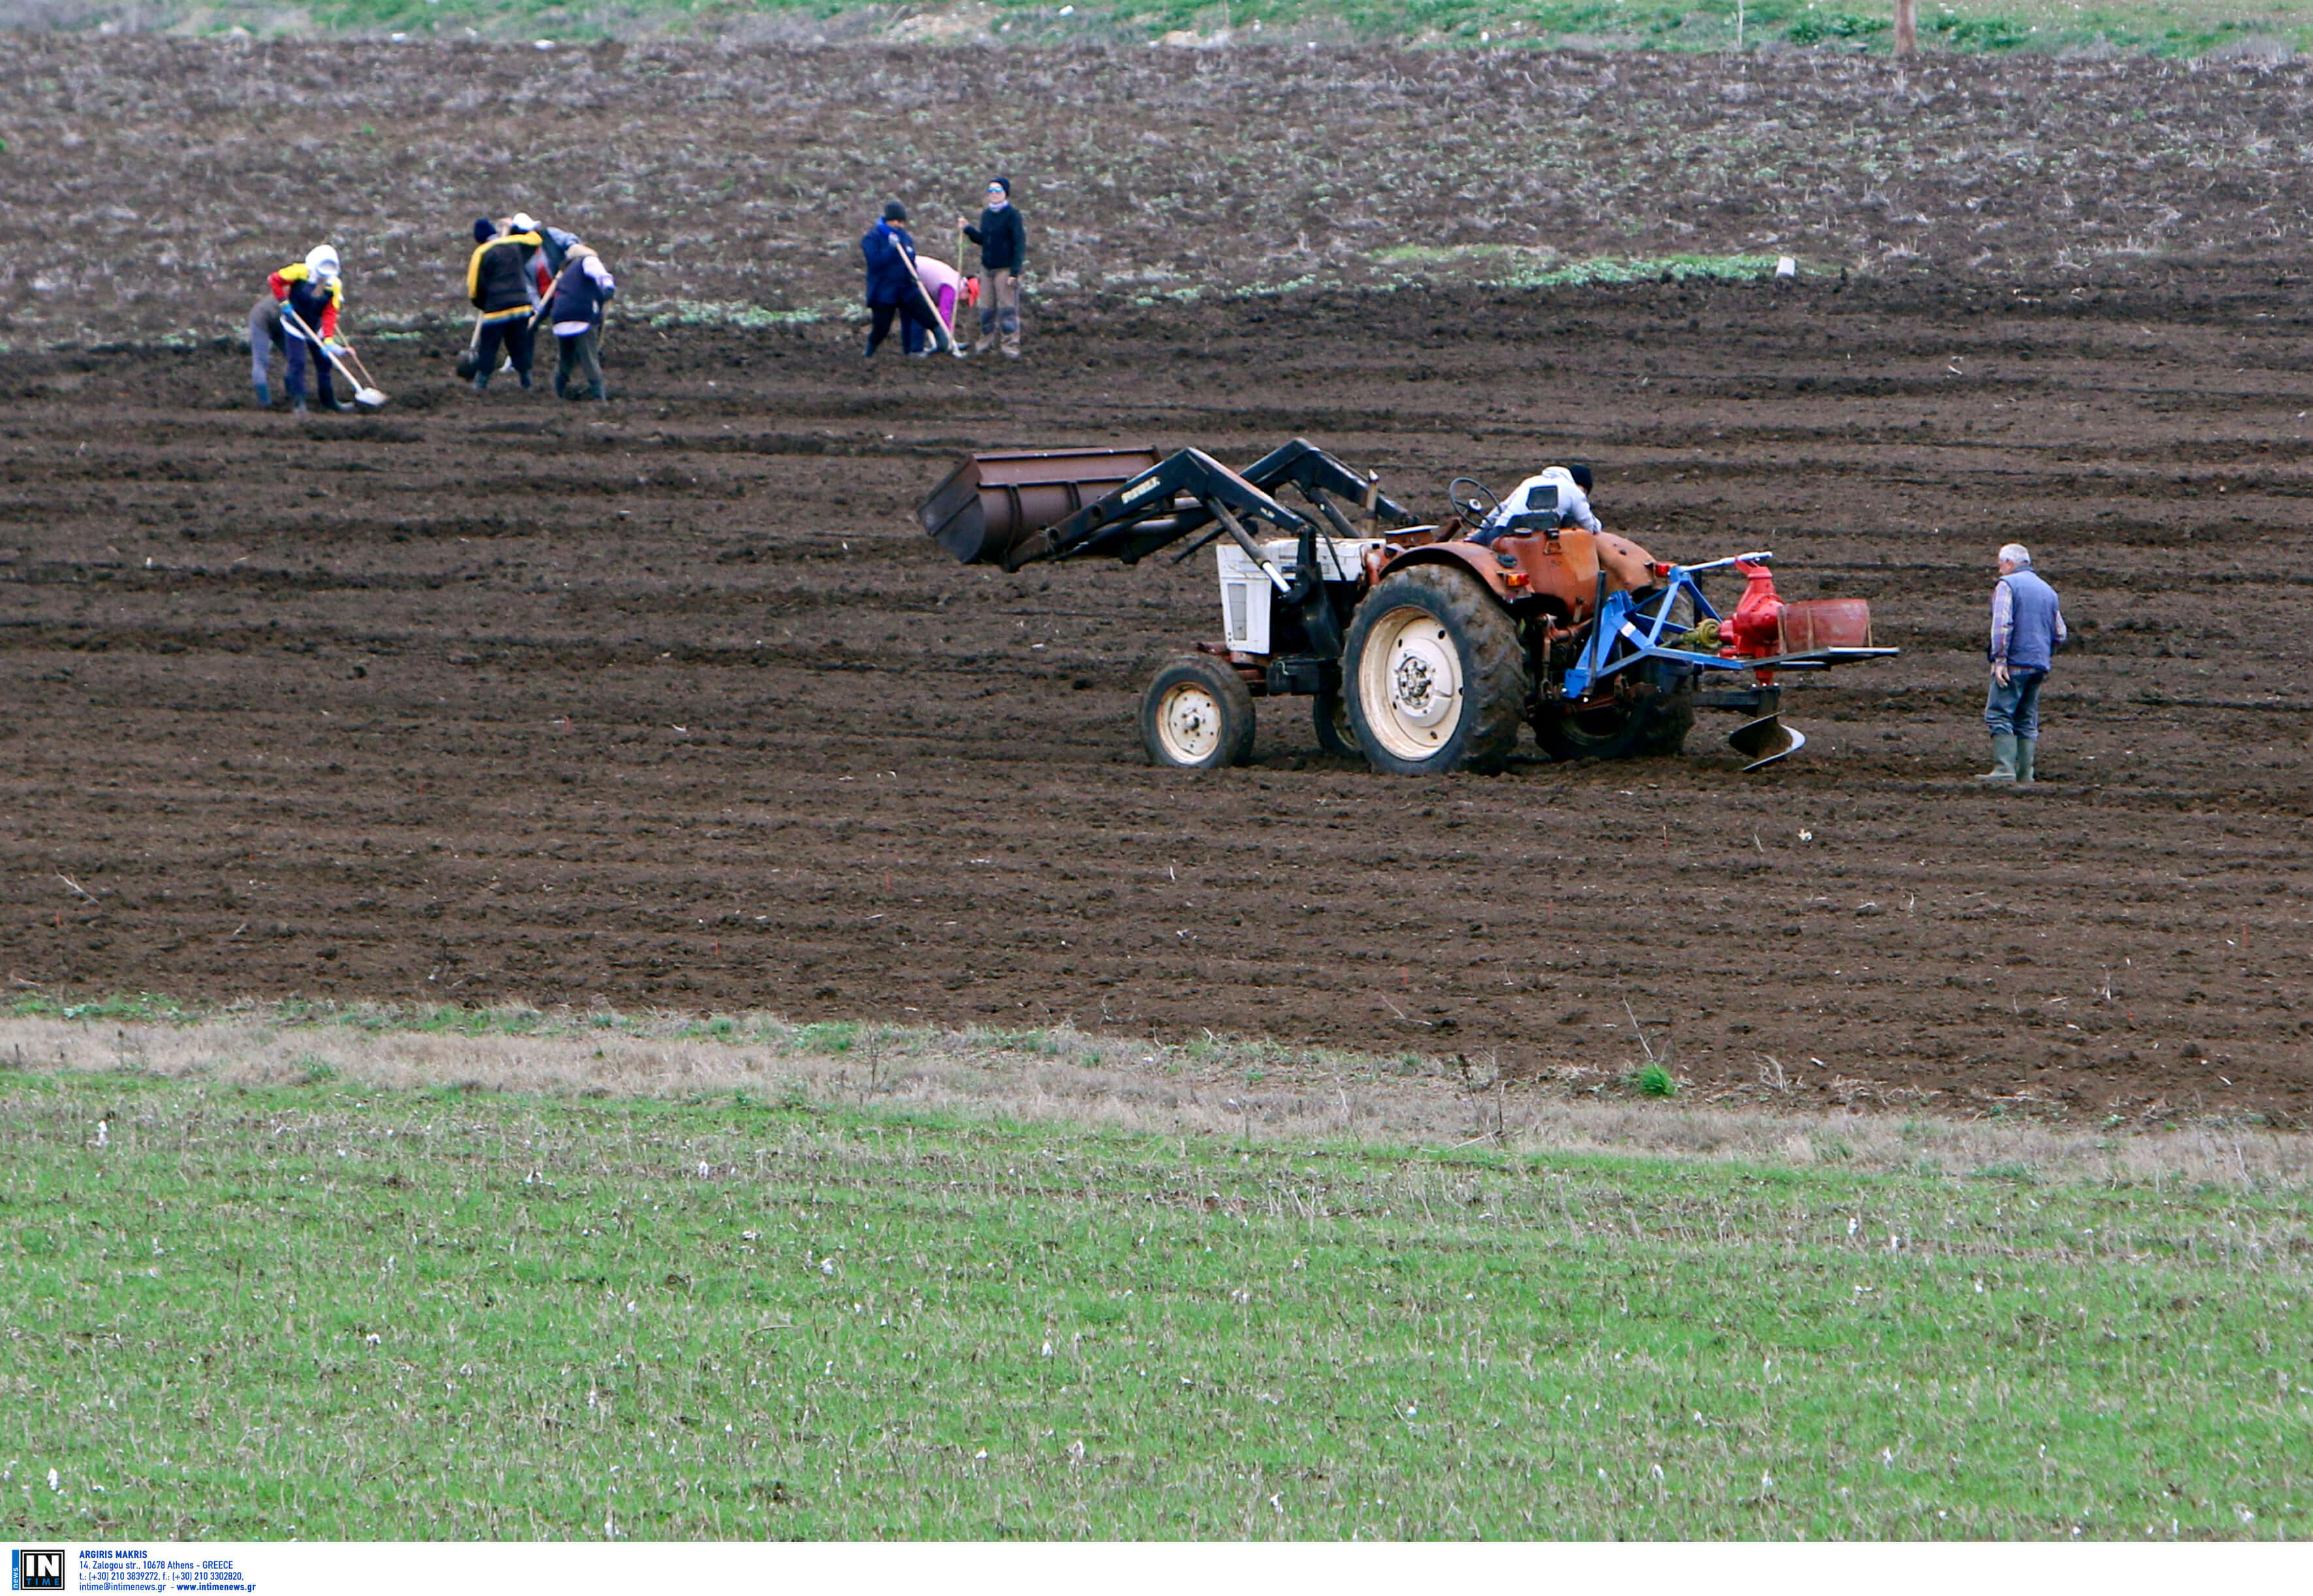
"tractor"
920,439,1895,775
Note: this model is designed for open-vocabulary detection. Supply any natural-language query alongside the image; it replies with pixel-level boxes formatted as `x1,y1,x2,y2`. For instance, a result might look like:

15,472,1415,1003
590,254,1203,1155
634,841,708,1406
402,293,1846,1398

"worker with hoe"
961,177,1026,359
543,242,616,401
861,202,943,359
467,217,546,392
1469,464,1602,544
248,245,351,413
1978,542,2067,785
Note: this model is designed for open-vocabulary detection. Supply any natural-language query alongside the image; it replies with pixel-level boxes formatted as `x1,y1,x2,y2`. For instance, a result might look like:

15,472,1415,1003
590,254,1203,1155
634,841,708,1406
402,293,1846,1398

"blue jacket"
1991,567,2066,672
861,221,917,307
549,255,614,328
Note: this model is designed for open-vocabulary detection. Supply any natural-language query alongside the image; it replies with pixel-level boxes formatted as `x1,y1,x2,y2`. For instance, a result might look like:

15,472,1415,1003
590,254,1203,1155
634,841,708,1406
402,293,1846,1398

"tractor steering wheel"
1447,477,1502,529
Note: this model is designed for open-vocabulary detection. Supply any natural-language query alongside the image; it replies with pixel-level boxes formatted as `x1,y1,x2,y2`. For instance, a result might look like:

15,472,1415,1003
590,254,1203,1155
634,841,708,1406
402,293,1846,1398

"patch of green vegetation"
259,0,2313,57
1373,247,1792,290
3,1071,2305,1538
1631,1061,1679,1098
638,299,823,330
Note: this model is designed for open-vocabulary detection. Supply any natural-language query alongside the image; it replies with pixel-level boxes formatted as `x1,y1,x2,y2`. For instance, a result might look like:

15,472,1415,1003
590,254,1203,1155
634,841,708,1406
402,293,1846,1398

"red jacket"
268,264,341,339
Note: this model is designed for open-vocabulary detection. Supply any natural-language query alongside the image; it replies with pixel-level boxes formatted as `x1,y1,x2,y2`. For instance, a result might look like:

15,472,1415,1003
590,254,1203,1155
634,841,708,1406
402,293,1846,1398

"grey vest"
1999,569,2062,672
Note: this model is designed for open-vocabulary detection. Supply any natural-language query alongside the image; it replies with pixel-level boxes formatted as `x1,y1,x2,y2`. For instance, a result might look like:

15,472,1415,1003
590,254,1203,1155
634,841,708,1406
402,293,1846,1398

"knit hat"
473,217,497,244
881,200,909,223
988,176,1011,195
1568,463,1594,495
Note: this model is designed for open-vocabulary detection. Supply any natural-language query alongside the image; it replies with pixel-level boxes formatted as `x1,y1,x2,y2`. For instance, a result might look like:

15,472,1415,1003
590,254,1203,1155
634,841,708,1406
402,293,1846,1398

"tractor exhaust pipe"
1729,715,1806,772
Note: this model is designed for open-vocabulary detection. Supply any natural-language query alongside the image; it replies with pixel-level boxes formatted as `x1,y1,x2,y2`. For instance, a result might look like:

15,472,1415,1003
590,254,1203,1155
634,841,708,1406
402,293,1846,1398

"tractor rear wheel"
1342,564,1532,776
1535,588,1697,762
1141,655,1257,770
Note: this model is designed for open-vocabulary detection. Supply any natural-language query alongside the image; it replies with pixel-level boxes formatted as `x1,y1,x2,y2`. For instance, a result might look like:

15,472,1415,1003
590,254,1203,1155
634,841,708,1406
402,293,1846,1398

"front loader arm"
1003,439,1418,572
1006,447,1318,571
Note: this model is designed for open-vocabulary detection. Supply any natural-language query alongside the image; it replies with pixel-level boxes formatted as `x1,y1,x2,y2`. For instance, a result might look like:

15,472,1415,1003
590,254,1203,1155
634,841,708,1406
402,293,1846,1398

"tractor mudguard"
1376,542,1522,606
1378,529,1660,618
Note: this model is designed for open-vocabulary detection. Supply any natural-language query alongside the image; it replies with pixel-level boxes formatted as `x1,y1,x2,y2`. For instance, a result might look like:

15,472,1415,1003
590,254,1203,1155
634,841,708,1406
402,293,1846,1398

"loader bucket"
1729,715,1806,772
920,446,1163,566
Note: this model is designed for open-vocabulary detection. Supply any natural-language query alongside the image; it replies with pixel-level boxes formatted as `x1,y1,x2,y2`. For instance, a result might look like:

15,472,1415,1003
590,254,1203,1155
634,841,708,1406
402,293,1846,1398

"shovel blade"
354,387,388,408
1729,714,1805,772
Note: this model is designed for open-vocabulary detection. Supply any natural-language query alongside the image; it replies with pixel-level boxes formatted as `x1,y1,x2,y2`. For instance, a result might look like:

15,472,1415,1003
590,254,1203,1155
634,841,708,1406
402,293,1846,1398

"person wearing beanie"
466,216,544,393
1469,463,1603,545
1977,542,2068,785
860,201,941,359
960,177,1026,358
248,244,349,413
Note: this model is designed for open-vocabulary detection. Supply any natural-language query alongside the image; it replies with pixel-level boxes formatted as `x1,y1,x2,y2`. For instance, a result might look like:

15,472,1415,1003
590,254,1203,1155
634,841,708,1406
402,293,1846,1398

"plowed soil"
7,267,2310,1123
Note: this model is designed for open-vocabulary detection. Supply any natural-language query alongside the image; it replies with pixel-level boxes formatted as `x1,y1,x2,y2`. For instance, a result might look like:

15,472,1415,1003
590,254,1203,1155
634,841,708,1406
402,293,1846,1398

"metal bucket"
920,446,1163,565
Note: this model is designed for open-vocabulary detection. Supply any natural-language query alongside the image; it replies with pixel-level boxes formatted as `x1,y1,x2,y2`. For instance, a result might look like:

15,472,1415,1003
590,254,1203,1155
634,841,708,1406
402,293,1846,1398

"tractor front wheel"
1141,655,1257,770
1342,564,1532,775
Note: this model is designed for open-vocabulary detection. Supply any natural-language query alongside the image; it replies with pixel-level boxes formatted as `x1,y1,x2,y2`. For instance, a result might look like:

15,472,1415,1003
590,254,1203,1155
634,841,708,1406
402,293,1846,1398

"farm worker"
546,243,616,401
247,245,349,413
1470,464,1602,545
961,177,1026,358
913,253,966,338
860,202,941,359
467,217,545,392
508,211,577,279
1978,542,2067,785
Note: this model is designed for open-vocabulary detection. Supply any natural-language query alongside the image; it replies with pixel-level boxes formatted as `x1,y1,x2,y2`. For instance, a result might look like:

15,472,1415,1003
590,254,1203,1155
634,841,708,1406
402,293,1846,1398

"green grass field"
5,1014,2307,1539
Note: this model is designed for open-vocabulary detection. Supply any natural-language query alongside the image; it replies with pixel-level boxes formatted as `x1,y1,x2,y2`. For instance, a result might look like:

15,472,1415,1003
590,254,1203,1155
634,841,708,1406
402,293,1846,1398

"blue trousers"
1984,668,2048,739
247,296,335,406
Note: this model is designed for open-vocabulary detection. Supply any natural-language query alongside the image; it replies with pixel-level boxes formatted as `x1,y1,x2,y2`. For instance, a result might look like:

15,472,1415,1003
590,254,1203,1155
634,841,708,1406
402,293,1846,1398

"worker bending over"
249,245,349,413
913,253,968,345
1470,464,1602,545
546,243,616,401
467,217,545,392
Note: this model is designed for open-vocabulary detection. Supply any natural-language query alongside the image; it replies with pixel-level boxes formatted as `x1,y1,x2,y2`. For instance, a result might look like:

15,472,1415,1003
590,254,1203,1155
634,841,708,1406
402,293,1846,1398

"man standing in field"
1978,542,2066,785
962,178,1026,360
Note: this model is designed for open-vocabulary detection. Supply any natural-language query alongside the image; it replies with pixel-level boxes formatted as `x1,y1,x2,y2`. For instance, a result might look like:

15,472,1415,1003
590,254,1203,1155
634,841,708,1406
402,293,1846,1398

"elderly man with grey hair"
1979,542,2067,785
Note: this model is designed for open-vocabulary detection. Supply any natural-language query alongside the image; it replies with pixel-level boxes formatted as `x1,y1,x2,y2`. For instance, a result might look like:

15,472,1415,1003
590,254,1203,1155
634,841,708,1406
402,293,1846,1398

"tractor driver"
1470,463,1602,546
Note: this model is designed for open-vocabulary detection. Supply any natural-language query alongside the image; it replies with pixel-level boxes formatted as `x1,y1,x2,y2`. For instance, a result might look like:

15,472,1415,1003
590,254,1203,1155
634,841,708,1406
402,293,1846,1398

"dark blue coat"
861,221,917,307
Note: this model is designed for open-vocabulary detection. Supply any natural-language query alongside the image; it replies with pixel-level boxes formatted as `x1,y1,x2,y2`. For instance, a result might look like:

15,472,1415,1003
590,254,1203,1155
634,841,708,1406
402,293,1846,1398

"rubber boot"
253,380,271,409
2016,738,2037,785
1976,734,2019,783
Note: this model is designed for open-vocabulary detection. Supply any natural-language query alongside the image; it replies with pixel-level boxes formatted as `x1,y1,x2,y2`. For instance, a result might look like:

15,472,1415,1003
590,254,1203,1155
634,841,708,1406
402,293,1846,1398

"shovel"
281,305,388,407
1729,714,1806,772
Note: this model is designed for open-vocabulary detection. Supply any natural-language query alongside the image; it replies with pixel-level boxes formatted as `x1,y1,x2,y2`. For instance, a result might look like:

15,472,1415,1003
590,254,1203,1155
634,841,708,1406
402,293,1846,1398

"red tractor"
922,440,1892,774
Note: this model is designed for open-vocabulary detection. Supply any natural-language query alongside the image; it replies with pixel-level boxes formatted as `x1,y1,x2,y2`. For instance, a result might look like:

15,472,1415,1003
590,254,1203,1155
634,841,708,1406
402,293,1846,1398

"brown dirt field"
5,264,2310,1123
5,39,2313,343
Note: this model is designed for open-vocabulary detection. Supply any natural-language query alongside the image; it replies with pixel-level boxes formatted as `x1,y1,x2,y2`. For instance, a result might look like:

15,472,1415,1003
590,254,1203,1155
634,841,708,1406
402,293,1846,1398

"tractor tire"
1141,654,1257,770
1535,588,1697,763
1312,688,1359,759
1342,563,1532,776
